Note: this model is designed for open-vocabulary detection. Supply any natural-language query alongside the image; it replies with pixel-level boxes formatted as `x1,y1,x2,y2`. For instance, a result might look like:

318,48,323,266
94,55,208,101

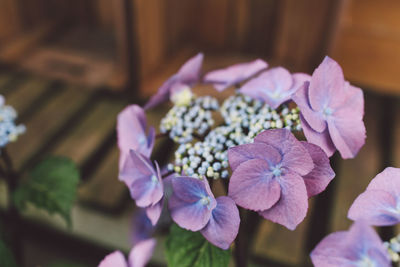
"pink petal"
146,198,164,226
300,115,336,157
177,53,204,84
292,73,311,92
98,251,127,267
204,59,268,91
308,56,345,112
228,143,282,172
301,142,335,197
327,117,366,159
254,129,314,176
292,83,326,133
366,167,400,196
200,196,240,250
259,170,308,230
129,238,156,267
229,158,281,211
348,189,400,226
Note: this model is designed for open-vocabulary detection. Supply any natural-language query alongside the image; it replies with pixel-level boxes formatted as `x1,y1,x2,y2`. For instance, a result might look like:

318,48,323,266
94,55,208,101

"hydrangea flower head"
169,176,240,249
0,94,25,148
117,105,155,168
240,67,310,109
310,221,391,267
204,59,268,91
348,167,400,226
228,128,334,230
144,53,203,109
292,56,365,159
98,239,156,267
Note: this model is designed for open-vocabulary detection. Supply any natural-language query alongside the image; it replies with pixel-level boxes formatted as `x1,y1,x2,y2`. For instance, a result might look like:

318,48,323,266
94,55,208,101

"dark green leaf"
13,156,80,225
0,239,17,267
165,224,231,267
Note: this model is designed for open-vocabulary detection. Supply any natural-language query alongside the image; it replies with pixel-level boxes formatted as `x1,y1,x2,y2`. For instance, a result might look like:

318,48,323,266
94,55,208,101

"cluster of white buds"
163,93,302,180
160,96,218,144
384,234,400,263
0,96,25,148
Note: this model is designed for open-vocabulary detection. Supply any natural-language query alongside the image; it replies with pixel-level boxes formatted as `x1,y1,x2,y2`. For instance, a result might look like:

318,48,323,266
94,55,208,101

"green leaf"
165,224,231,267
0,239,17,267
13,156,80,225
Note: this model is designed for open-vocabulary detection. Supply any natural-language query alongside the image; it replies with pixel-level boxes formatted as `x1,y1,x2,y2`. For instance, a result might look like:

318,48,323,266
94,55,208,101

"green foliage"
165,224,231,267
13,156,80,225
0,239,17,267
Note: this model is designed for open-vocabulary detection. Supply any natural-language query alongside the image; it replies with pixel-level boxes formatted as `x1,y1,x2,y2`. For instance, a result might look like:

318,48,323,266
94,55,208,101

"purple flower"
98,239,156,267
348,167,400,226
204,59,268,91
144,53,204,109
117,105,155,169
168,176,240,249
310,221,391,267
119,149,164,225
240,67,310,109
228,129,334,230
292,56,366,159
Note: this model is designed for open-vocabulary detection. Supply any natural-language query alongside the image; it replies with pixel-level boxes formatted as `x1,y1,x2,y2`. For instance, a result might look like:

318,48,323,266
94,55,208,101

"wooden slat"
7,86,91,169
4,78,50,115
50,100,124,166
78,146,126,209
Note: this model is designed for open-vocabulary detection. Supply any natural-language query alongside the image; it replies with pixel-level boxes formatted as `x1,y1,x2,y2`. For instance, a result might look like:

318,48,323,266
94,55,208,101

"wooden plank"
78,146,126,209
0,0,22,43
7,86,91,170
4,78,50,115
50,100,124,166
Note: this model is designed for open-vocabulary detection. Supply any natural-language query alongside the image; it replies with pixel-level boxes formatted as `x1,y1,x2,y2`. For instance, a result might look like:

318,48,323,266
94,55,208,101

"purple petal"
367,167,400,195
228,143,282,172
239,67,293,109
169,177,216,231
292,73,311,92
120,150,163,207
348,189,400,226
146,198,164,226
228,158,281,211
117,105,154,168
311,222,390,267
254,129,314,176
200,196,240,250
131,209,154,244
204,59,268,91
176,53,204,84
259,170,308,230
143,78,175,110
301,142,335,197
300,115,336,157
292,83,326,132
169,192,215,231
98,251,127,267
171,176,215,203
327,117,366,159
308,56,345,112
128,238,156,267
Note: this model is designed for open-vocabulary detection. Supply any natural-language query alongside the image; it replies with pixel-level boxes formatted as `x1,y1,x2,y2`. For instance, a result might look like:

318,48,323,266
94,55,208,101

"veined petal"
200,196,240,250
367,167,400,195
292,73,311,92
327,117,366,159
348,189,400,226
254,129,314,176
308,56,345,112
300,115,336,157
128,239,157,267
301,142,335,197
228,159,281,211
259,170,308,230
168,192,215,231
171,176,215,203
228,143,282,172
292,83,326,132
